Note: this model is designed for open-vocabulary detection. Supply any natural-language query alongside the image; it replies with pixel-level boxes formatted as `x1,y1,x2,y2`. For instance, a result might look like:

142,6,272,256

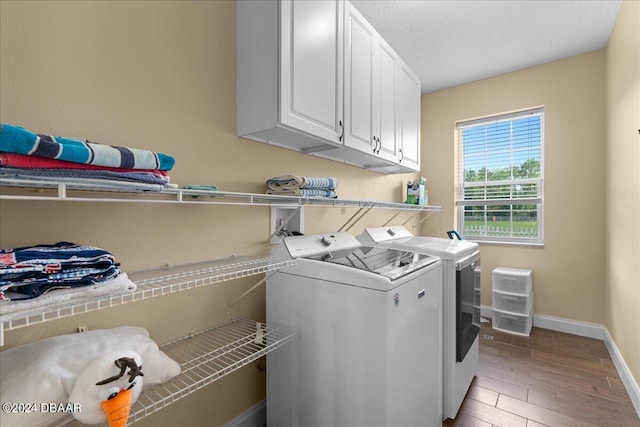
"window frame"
455,107,544,247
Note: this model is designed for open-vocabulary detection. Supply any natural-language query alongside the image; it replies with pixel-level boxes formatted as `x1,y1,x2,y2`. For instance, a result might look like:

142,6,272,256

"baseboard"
480,305,494,321
603,327,640,416
532,313,605,340
481,305,640,417
223,400,265,427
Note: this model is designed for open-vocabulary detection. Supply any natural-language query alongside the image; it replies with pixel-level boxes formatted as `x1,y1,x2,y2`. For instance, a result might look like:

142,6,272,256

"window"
456,108,544,245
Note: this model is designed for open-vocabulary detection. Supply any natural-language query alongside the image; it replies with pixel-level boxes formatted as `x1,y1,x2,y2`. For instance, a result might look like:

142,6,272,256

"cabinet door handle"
398,148,403,162
338,120,344,142
372,136,377,153
376,137,381,154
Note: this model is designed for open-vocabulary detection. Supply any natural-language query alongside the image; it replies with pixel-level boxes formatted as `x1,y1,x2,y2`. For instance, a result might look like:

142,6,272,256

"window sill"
468,239,544,249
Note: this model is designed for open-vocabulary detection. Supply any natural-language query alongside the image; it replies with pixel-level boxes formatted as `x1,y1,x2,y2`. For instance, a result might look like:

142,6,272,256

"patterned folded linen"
266,188,338,198
266,175,338,191
0,265,120,300
0,242,120,300
0,123,175,171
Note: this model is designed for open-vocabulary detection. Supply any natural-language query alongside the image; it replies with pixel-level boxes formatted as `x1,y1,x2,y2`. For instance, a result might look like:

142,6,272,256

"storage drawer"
493,290,533,314
492,308,533,336
492,267,532,294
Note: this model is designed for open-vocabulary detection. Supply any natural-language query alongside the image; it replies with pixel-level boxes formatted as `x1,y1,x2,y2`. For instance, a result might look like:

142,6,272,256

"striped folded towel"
266,188,338,198
266,175,338,191
0,152,169,178
0,123,175,171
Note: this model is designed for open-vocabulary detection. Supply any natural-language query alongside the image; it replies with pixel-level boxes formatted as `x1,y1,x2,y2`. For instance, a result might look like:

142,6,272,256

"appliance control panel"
365,226,414,243
284,232,361,258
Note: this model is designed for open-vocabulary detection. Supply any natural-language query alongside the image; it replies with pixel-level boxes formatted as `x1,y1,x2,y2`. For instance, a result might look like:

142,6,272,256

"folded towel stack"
266,175,338,198
0,273,136,322
0,242,126,302
0,123,176,192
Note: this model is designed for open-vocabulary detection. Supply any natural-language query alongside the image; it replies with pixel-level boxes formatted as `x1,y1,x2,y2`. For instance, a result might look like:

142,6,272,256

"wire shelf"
0,177,441,212
67,318,295,426
1,256,295,332
131,318,293,424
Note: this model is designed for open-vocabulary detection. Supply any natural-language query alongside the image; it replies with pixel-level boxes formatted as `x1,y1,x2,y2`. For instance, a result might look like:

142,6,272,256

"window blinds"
456,108,544,243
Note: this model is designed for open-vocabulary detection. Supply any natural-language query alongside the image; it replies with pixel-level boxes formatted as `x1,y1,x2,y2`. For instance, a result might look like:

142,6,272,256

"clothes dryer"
357,226,480,420
267,232,443,427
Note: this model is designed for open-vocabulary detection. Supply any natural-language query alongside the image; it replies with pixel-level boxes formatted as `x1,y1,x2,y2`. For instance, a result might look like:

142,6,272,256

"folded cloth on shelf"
0,172,167,192
0,123,175,171
0,272,136,321
183,184,219,191
0,166,170,185
0,152,170,178
266,175,338,191
266,174,305,190
266,188,338,198
0,242,120,300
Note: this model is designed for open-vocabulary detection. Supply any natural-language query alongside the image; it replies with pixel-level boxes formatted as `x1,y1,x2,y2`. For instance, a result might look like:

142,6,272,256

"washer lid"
304,245,439,281
359,227,478,261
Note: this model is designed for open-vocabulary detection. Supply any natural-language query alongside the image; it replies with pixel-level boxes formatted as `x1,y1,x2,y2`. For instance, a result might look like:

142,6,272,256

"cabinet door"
280,0,343,145
343,2,376,154
397,62,421,171
374,39,399,162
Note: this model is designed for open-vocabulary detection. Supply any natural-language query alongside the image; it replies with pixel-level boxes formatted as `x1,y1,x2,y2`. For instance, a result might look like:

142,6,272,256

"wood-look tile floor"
443,321,640,427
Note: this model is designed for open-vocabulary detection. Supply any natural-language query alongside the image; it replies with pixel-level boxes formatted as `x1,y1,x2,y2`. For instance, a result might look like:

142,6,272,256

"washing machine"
357,226,480,420
267,232,443,427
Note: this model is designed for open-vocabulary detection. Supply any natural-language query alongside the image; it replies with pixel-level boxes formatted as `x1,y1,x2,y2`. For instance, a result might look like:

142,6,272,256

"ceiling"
351,0,621,94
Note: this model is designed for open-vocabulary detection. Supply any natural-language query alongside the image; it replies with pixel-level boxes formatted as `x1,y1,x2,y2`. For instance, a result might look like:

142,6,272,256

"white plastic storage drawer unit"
492,290,534,314
492,267,532,294
492,267,533,336
492,309,533,336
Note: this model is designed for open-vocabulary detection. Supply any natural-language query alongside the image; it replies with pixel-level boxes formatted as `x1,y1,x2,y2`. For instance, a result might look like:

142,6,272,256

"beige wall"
0,1,417,425
606,0,640,389
421,50,607,324
1,0,637,423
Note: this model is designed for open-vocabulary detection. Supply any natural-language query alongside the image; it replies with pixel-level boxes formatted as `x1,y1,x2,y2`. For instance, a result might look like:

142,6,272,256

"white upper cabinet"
397,62,421,171
343,3,376,156
280,0,343,143
344,2,399,166
237,0,420,173
375,39,400,163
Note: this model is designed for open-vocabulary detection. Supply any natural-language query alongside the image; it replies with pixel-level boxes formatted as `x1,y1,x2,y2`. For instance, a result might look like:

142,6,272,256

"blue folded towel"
0,123,175,171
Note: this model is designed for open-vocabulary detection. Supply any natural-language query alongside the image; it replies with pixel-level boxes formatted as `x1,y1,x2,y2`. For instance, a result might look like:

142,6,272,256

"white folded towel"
0,272,137,322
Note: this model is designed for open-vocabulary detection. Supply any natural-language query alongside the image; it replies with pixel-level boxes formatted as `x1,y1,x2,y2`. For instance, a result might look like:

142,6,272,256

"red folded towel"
0,152,168,176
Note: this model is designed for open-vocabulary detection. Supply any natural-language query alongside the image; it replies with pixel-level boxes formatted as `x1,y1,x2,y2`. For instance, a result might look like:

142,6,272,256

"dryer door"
456,255,480,362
